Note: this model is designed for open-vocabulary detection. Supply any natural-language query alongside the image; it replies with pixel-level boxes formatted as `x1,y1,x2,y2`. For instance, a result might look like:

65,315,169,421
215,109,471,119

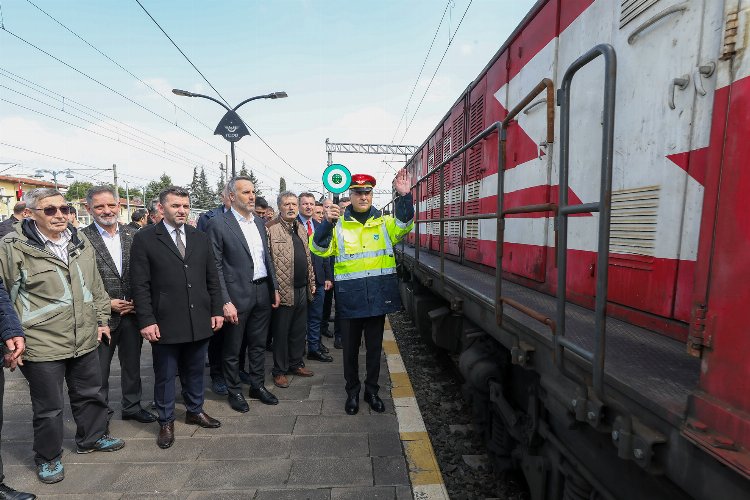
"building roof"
0,175,68,189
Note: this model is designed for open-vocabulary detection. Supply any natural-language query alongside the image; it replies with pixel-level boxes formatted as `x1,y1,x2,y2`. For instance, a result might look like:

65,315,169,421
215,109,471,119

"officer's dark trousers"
97,315,145,418
152,339,209,425
222,287,272,394
20,349,109,464
207,328,224,380
272,286,307,377
341,315,385,397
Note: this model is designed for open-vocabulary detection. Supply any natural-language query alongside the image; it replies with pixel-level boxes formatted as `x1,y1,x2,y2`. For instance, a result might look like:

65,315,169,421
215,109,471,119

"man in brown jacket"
266,191,316,388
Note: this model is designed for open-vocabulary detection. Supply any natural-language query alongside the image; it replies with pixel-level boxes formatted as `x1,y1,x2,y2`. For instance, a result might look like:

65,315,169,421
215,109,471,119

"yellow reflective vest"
311,199,414,319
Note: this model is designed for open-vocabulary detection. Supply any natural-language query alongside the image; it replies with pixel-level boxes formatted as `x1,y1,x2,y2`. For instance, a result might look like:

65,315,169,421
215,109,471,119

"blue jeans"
306,284,326,352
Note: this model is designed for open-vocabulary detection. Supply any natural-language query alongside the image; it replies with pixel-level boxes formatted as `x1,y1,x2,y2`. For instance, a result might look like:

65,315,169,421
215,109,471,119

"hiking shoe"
77,434,125,454
37,459,64,484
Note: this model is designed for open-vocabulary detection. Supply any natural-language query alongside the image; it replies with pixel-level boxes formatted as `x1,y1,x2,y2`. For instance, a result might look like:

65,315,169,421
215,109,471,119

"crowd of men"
0,169,413,499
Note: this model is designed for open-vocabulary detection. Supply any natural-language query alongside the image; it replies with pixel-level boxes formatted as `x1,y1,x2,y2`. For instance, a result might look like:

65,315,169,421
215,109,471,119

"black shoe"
364,392,385,413
307,350,333,362
211,377,228,396
227,392,249,413
319,343,330,354
248,386,279,405
0,483,36,500
345,394,359,415
321,329,334,338
122,408,158,423
334,338,343,349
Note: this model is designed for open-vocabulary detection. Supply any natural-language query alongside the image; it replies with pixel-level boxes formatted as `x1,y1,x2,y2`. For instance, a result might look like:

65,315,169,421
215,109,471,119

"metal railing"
394,45,617,400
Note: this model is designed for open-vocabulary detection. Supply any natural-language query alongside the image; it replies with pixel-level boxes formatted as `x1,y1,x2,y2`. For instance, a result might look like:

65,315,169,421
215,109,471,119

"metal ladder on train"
495,44,617,406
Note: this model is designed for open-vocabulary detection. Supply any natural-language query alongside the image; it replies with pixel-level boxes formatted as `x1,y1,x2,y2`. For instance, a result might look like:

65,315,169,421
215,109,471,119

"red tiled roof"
0,175,68,189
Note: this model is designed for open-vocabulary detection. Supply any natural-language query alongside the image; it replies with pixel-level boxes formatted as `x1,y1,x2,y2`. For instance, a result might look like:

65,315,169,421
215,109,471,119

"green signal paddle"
322,163,351,204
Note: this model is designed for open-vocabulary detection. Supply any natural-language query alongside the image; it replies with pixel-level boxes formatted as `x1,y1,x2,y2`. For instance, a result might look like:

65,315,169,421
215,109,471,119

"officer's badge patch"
373,234,380,240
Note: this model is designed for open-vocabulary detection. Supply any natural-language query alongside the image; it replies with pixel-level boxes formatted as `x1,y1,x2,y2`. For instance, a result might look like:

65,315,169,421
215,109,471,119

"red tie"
307,219,313,236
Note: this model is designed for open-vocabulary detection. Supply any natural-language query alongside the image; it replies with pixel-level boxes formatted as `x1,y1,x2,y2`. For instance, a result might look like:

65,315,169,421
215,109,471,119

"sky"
0,0,537,206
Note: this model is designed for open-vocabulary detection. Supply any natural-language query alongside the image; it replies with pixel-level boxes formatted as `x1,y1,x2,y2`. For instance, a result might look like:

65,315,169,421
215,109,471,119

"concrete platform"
1,316,445,499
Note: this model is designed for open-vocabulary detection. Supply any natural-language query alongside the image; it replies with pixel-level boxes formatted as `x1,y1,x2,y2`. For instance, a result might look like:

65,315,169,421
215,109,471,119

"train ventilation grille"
621,0,662,29
609,185,659,257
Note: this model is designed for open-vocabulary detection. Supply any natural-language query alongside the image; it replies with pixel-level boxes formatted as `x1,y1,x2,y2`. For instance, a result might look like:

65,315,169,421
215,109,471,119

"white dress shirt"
231,208,267,280
162,220,187,251
34,223,71,264
94,222,122,276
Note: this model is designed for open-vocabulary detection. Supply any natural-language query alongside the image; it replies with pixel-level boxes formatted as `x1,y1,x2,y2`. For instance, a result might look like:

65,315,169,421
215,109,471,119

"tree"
64,181,94,201
189,166,214,209
238,161,262,195
215,176,226,205
144,173,173,203
239,161,249,177
279,177,286,193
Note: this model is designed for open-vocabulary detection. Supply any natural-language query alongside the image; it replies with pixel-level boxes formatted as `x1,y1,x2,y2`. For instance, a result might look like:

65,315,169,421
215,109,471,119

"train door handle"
668,75,690,110
693,62,716,97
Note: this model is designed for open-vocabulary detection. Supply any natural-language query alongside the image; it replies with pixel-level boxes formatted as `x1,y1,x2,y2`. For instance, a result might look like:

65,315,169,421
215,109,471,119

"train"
394,0,750,498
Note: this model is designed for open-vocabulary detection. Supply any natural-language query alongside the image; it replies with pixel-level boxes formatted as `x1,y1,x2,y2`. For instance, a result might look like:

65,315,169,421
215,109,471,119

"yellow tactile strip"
384,316,449,499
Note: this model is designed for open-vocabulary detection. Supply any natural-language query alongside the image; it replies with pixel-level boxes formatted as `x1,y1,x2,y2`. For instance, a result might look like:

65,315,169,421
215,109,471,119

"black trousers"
207,327,225,380
222,284,272,393
272,286,307,377
152,339,209,425
341,315,385,397
20,349,109,464
98,315,146,417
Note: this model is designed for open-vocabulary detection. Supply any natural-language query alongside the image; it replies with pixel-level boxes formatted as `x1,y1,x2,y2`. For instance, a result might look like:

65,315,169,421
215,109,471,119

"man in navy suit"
130,187,225,449
298,193,333,363
207,177,281,412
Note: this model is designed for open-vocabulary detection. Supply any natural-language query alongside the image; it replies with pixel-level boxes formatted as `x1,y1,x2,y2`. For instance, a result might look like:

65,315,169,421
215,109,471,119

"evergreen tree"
248,170,262,195
279,177,286,193
239,161,249,177
215,177,226,205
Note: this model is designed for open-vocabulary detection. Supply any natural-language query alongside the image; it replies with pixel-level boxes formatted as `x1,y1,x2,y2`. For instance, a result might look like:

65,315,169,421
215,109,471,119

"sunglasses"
31,205,72,216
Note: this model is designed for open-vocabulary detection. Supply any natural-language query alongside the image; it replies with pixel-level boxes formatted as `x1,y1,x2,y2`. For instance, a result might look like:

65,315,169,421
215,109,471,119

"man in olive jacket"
130,186,224,449
0,188,124,485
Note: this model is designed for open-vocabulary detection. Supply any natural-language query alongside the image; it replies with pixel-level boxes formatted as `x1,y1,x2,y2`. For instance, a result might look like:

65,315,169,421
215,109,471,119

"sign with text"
214,110,250,142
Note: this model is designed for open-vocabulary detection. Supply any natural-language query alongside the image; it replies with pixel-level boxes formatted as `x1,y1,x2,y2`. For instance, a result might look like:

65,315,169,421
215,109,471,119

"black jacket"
196,205,225,232
205,210,278,312
81,222,136,331
130,221,223,344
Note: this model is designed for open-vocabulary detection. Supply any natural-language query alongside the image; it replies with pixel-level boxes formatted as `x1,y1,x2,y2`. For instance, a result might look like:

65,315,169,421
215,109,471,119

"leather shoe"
0,483,36,500
211,377,228,396
185,411,221,428
273,374,290,388
364,392,386,413
157,421,174,449
307,350,333,362
122,408,158,423
290,366,314,377
249,386,279,405
319,343,330,353
345,394,359,415
227,393,249,413
334,338,343,349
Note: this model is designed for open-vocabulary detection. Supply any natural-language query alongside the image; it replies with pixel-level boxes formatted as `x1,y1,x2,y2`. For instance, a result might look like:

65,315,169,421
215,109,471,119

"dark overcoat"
130,221,223,344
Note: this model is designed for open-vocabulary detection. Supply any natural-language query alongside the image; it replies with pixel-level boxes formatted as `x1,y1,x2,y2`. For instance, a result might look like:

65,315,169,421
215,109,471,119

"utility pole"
112,163,119,198
225,155,229,180
125,182,131,219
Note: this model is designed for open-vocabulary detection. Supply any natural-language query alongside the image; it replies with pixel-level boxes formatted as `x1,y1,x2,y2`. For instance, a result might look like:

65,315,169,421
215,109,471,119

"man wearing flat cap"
311,169,414,415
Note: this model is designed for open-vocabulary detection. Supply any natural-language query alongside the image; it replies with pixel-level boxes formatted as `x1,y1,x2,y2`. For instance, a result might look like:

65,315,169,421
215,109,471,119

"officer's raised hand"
394,168,411,196
326,203,341,223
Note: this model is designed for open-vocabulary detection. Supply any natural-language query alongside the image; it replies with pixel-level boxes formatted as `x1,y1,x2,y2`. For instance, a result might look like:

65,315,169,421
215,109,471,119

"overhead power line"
400,0,473,142
132,0,315,182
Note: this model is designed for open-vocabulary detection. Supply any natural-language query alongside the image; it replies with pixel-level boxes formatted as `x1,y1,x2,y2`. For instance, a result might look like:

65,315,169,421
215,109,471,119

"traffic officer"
311,169,413,415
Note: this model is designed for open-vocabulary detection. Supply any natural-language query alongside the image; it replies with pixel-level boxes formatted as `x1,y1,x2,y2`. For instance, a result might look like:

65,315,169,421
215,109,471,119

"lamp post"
33,168,75,190
172,89,288,178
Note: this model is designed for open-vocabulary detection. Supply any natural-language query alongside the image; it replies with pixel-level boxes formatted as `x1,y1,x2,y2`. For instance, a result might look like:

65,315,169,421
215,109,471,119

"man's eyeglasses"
30,205,72,216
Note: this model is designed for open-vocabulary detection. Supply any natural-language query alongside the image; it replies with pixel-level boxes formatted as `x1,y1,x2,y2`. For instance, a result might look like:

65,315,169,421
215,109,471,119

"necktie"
175,228,186,259
307,219,313,236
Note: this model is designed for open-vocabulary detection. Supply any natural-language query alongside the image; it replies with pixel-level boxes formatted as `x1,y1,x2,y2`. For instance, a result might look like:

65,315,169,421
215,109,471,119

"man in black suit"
297,193,333,362
130,186,224,449
82,186,156,425
206,176,280,412
0,201,26,239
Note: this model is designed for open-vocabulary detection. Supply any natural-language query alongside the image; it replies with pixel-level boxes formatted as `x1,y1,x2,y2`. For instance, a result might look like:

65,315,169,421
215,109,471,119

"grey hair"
147,198,159,214
227,176,253,196
277,191,297,208
85,185,118,207
25,188,64,209
158,186,190,205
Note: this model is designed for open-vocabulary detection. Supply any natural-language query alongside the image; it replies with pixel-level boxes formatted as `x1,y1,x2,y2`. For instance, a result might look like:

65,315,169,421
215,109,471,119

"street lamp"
172,89,288,177
33,168,75,190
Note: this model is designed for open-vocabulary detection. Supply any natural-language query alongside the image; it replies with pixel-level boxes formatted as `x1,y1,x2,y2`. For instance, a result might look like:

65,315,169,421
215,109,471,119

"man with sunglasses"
0,188,125,485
